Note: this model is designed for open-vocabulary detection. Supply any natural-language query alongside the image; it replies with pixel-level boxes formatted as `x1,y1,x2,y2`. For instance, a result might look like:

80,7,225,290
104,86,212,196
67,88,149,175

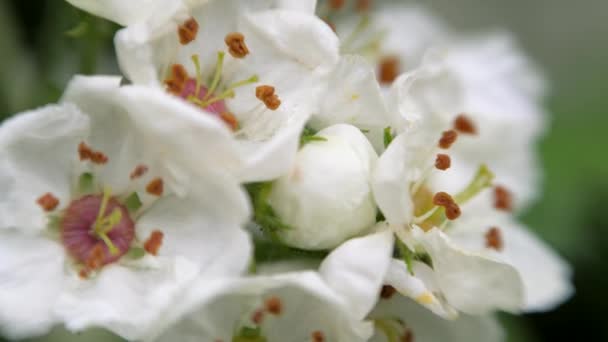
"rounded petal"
320,229,394,320
0,103,89,233
151,273,373,342
414,227,525,314
65,0,184,26
55,256,199,341
371,296,504,342
0,231,66,339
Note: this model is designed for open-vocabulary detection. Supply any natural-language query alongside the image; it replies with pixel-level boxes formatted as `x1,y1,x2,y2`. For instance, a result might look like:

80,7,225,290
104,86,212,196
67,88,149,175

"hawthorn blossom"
148,272,375,342
0,76,251,340
110,0,339,182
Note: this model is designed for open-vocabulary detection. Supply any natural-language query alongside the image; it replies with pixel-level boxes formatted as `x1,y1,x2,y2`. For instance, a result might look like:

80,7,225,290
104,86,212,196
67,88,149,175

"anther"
265,296,282,315
219,111,239,131
78,142,108,164
85,244,106,271
380,285,397,299
178,17,199,45
255,85,281,110
146,178,164,196
328,0,345,10
37,193,59,211
438,130,458,149
432,192,454,207
485,227,504,251
312,331,325,342
356,0,372,12
130,164,149,180
165,64,189,95
144,230,164,256
401,329,414,342
454,114,477,134
494,185,513,211
444,202,461,220
251,309,265,325
90,151,108,165
435,154,451,170
378,56,400,85
225,32,249,58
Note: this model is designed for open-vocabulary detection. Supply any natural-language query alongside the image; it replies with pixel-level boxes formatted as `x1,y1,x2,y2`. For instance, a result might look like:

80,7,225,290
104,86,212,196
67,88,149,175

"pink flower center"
61,195,135,266
179,79,228,116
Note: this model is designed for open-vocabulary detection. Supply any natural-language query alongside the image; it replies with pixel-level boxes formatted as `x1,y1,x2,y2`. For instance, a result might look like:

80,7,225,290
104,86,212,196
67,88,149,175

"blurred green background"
0,0,606,341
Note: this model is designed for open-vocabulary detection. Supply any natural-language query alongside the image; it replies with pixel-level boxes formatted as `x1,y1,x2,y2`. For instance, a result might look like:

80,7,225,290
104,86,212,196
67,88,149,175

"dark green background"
1,0,606,341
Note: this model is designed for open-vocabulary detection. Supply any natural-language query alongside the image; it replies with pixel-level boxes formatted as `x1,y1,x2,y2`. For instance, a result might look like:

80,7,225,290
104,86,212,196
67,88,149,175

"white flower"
0,76,251,340
370,296,504,342
267,124,378,250
113,0,340,182
148,272,374,342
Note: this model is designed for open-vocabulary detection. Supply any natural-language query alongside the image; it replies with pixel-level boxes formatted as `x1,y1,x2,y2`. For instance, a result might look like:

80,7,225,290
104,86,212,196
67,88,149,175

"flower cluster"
0,1,572,341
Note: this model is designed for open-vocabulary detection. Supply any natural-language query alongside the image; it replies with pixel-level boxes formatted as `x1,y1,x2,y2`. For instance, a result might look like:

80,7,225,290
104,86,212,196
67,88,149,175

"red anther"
255,85,281,110
219,111,239,131
438,130,458,149
130,164,149,180
178,17,199,45
454,114,477,134
225,32,249,58
444,202,461,220
494,185,513,211
485,227,504,251
85,244,106,270
265,296,282,315
434,154,451,170
378,56,400,85
432,192,454,207
37,192,59,211
251,309,265,325
146,178,164,196
144,230,164,256
312,331,325,342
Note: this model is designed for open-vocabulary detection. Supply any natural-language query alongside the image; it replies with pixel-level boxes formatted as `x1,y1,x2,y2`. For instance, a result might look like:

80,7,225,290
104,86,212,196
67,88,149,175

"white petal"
312,55,396,151
65,0,184,26
371,296,504,342
55,256,199,341
414,227,525,314
0,231,66,339
0,103,89,233
152,272,373,342
136,176,252,276
320,229,394,320
385,259,457,319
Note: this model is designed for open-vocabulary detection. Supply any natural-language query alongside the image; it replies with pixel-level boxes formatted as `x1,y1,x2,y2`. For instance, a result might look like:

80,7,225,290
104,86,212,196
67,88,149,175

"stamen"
85,243,105,270
494,185,513,211
378,56,399,85
251,309,265,325
434,154,451,170
485,227,504,251
191,54,203,97
220,111,239,131
225,32,249,58
130,164,149,180
264,296,282,315
438,130,458,149
312,331,325,342
255,85,281,110
328,0,345,10
432,192,461,220
453,165,495,204
146,178,164,196
78,142,108,164
143,230,164,256
203,52,226,101
380,285,397,299
165,64,188,95
178,17,199,45
37,193,59,211
444,202,461,220
356,0,372,12
454,114,477,134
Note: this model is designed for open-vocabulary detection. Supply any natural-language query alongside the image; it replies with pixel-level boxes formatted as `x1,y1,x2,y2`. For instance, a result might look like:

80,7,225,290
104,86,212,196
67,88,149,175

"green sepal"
383,126,394,148
126,247,146,259
300,126,327,147
77,172,95,194
124,192,143,213
246,182,291,242
396,239,415,275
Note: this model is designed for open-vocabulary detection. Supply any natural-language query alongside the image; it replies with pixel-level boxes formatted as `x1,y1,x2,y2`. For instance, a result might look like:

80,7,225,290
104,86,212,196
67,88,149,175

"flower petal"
0,103,89,233
65,0,184,26
0,231,65,339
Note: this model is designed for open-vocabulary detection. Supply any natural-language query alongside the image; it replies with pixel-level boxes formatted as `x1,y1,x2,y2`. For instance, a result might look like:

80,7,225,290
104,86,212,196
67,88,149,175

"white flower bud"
268,124,378,250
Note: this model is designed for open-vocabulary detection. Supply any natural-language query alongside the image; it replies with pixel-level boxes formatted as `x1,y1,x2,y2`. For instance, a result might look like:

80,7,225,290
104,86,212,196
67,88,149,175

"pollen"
328,0,345,10
265,296,282,315
378,56,400,85
438,130,458,149
146,178,164,196
220,111,239,131
435,154,451,170
251,309,265,325
225,32,249,58
494,185,513,211
485,227,504,251
165,64,189,95
312,331,325,342
37,192,59,211
85,243,106,270
255,85,281,110
454,114,477,134
130,164,149,180
178,17,199,45
380,285,397,299
144,230,164,256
